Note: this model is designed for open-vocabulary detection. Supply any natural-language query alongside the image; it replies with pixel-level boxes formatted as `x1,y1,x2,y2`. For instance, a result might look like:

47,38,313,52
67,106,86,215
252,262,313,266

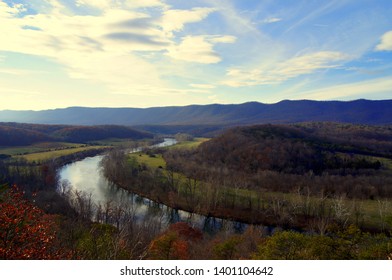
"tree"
147,222,202,260
0,185,69,259
212,235,243,259
254,231,307,260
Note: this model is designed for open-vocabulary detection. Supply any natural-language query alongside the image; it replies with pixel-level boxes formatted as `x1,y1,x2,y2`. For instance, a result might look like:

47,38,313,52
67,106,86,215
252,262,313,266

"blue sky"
0,0,391,110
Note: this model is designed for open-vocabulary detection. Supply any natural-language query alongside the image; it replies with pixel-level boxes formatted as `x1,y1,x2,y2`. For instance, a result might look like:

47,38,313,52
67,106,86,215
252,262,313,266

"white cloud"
275,51,348,77
75,0,112,9
375,30,392,51
209,35,236,44
167,35,236,64
76,0,168,10
0,1,26,18
0,1,233,97
222,51,348,87
161,7,216,35
124,0,168,9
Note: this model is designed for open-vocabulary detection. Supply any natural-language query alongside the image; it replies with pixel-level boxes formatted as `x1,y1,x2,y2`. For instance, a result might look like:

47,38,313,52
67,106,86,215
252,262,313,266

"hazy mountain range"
1,99,391,126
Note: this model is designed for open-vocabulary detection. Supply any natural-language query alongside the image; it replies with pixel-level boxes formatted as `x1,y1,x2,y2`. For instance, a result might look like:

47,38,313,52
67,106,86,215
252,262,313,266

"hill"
0,99,391,126
163,122,392,199
0,123,153,146
164,122,392,177
191,123,392,174
0,125,53,146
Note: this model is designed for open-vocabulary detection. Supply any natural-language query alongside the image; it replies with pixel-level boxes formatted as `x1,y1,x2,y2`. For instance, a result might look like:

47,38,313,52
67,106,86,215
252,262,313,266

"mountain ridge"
1,99,391,125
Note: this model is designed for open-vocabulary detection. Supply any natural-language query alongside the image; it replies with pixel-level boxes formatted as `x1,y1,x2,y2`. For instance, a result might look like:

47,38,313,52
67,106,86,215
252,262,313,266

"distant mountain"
0,99,391,126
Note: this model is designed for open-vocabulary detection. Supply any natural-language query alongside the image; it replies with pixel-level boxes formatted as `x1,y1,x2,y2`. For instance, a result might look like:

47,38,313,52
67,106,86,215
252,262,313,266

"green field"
15,145,106,161
129,153,166,169
0,142,86,156
128,138,208,168
168,138,209,149
88,138,149,147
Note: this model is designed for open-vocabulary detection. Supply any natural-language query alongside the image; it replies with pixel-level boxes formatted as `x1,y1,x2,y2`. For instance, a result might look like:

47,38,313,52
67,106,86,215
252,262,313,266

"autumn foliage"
147,222,202,260
0,185,68,259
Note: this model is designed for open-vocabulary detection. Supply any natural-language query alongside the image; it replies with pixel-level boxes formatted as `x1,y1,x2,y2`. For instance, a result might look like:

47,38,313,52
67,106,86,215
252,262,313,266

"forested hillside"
164,123,392,199
192,123,392,174
0,123,153,146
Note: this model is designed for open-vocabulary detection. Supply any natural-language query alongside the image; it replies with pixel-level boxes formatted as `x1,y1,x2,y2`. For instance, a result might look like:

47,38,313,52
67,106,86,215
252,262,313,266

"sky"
0,0,392,110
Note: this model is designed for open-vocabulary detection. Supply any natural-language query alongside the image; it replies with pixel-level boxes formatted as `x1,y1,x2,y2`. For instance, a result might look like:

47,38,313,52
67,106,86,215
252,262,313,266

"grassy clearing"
16,146,106,162
0,146,46,156
128,138,208,169
88,138,141,147
34,142,85,149
373,157,392,170
129,153,166,169
0,142,85,156
168,138,209,150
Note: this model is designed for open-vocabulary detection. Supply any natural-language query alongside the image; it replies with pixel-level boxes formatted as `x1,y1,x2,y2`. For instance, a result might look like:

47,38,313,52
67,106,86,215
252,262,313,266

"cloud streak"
299,76,392,100
263,17,282,23
223,51,348,87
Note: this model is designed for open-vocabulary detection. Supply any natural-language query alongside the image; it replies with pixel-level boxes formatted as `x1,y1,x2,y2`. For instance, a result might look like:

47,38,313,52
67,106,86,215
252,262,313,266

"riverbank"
101,148,300,230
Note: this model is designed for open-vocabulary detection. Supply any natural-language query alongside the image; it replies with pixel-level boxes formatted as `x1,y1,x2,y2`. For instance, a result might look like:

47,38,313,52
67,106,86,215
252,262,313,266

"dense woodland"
164,123,392,199
1,122,392,259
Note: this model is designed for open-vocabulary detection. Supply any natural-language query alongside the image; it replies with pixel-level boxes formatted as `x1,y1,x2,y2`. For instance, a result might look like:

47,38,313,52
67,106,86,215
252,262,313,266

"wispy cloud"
223,51,349,87
299,76,392,100
76,0,168,9
161,7,216,35
167,35,236,64
284,0,350,33
263,17,282,23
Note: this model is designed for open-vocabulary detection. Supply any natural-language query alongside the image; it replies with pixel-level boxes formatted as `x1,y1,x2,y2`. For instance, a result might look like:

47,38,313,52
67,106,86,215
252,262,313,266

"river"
58,139,247,234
